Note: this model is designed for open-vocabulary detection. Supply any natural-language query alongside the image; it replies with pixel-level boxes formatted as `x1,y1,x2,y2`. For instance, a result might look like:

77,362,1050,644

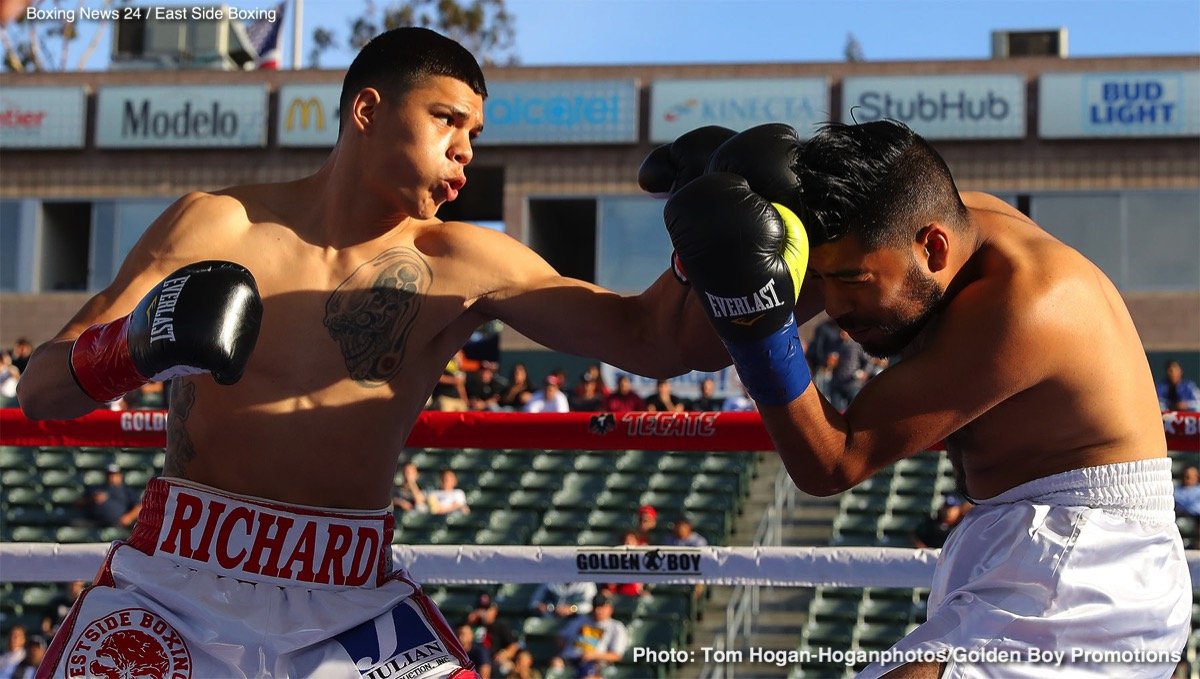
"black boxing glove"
665,172,810,406
705,123,803,214
639,126,738,284
638,125,737,197
69,261,263,403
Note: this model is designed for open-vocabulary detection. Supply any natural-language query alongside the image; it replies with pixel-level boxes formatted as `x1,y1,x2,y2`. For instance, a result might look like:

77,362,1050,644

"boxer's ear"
915,224,950,273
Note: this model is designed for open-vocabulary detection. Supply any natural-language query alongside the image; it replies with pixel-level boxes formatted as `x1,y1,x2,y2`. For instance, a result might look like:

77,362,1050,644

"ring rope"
3,409,1198,451
1,543,1198,586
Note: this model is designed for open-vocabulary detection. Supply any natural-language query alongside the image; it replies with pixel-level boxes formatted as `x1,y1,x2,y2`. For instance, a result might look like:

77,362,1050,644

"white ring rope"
2,543,1198,587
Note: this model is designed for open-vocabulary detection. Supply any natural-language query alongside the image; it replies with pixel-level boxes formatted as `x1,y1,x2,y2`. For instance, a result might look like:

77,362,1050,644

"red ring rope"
2,408,1196,452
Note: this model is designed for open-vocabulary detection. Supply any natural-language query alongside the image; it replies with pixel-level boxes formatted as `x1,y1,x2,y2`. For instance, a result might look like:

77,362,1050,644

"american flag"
245,2,287,70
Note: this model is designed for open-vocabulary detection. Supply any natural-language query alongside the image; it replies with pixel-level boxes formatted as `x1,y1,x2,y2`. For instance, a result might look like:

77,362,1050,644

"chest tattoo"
324,247,431,386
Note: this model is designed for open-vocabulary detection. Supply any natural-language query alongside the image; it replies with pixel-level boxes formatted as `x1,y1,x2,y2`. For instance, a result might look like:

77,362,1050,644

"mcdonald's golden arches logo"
286,97,324,131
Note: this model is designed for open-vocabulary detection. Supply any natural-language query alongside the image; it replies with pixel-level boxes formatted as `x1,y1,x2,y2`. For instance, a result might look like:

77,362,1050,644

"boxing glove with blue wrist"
664,172,811,406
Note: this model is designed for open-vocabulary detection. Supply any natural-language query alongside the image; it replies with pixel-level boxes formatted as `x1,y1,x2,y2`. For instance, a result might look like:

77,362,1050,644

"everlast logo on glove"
705,279,786,324
148,275,190,343
141,481,391,590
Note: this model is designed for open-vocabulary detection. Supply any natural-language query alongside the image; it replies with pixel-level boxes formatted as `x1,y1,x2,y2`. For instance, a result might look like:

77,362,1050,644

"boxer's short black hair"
795,120,969,250
339,26,488,135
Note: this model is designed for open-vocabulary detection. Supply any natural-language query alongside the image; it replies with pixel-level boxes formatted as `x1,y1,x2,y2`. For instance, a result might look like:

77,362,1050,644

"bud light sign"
1039,71,1199,138
842,75,1025,139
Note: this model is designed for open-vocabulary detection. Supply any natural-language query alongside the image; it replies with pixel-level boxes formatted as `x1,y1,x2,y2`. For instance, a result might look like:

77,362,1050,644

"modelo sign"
0,86,86,149
842,75,1025,139
478,80,637,145
1039,71,1200,138
277,84,340,147
650,78,829,142
96,85,267,148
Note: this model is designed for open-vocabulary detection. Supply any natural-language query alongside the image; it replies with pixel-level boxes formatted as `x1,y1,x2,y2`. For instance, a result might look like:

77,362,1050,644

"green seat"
35,448,74,470
855,623,908,651
10,525,54,542
465,487,509,511
73,450,115,470
477,468,522,489
809,597,861,625
55,525,99,543
124,469,154,488
114,450,156,470
577,529,617,546
48,486,83,505
487,510,541,532
800,621,856,651
41,469,82,488
489,451,529,473
507,487,556,509
430,589,481,624
82,470,107,487
586,509,632,532
573,453,617,474
700,454,749,476
594,488,640,511
638,489,689,511
495,582,541,616
530,527,577,546
560,472,607,495
19,585,60,608
401,511,442,531
635,591,691,623
532,453,574,473
429,525,477,544
475,525,530,545
0,446,36,469
860,598,912,625
5,487,46,506
616,450,665,473
876,514,915,547
550,487,596,508
691,473,740,495
543,508,591,530
100,526,132,542
517,470,560,490
604,472,649,492
658,453,702,474
522,615,566,638
647,472,693,493
448,449,490,472
407,449,443,472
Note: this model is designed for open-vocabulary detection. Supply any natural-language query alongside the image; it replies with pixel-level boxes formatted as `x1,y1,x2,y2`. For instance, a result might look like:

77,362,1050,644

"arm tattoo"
164,378,197,478
324,247,431,387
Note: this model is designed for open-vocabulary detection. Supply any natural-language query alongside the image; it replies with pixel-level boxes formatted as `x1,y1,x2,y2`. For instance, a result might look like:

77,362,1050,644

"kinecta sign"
842,75,1025,139
649,78,828,143
97,86,267,148
1039,71,1200,138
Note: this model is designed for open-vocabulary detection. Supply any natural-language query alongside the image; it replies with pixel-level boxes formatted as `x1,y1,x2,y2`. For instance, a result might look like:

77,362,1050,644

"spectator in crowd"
8,339,32,375
690,377,724,412
603,531,646,598
645,379,686,413
574,364,610,399
1175,466,1200,517
601,376,645,413
804,319,842,373
49,581,86,629
812,351,840,402
467,361,506,411
529,581,599,619
911,496,970,549
556,593,629,679
466,594,520,678
0,352,19,401
667,516,708,548
721,386,757,412
431,352,469,411
568,378,604,412
457,624,492,679
0,626,26,679
633,505,657,544
428,469,470,515
824,328,871,411
525,375,571,413
8,635,43,679
499,363,534,410
1158,360,1200,411
391,461,427,514
80,464,142,528
506,649,543,679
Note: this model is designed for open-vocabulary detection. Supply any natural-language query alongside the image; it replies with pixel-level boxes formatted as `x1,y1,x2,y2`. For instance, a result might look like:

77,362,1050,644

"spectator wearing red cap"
633,505,657,544
525,375,570,413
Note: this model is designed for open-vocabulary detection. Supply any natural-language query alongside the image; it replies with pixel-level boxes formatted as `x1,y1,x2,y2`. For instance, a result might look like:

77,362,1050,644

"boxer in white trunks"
17,28,728,679
642,120,1192,677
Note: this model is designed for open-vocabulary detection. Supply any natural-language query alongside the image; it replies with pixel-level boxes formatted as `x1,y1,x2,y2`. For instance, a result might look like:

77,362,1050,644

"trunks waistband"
127,477,395,590
972,458,1175,524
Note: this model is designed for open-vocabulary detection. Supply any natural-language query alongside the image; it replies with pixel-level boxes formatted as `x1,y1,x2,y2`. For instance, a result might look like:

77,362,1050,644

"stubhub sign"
842,75,1025,139
478,80,637,145
1039,71,1199,138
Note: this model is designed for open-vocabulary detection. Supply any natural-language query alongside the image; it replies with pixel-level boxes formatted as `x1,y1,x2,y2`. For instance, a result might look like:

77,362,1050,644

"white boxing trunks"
40,477,478,679
860,458,1192,679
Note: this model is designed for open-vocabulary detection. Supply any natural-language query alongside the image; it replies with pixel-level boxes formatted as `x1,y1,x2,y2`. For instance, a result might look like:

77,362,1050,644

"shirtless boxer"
18,28,724,679
646,121,1191,678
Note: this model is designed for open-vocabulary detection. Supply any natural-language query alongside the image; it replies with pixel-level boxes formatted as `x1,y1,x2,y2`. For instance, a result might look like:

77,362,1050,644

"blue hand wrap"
723,318,811,406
